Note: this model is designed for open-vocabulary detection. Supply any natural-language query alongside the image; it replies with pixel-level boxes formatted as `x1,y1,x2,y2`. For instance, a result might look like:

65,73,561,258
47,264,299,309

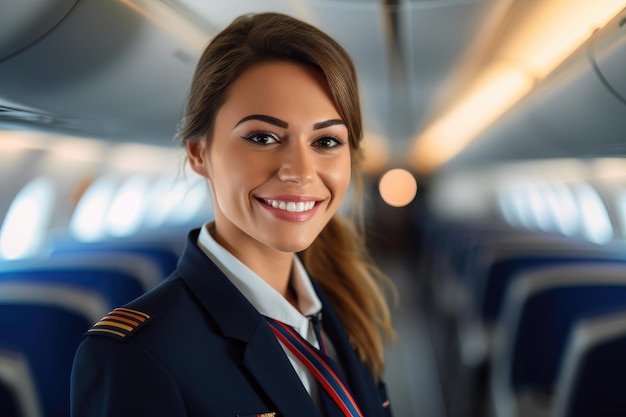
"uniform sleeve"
70,336,186,417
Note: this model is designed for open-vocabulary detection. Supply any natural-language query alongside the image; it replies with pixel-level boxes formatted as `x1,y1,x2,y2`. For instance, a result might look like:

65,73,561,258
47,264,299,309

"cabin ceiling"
169,0,512,159
0,0,512,160
1,0,625,177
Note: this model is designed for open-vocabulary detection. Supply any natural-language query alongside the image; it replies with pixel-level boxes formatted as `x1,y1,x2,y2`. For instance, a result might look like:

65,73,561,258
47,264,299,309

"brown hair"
177,12,394,377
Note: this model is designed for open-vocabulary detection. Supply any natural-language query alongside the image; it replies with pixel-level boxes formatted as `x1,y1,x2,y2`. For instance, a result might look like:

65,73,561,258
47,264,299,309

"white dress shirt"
196,222,338,403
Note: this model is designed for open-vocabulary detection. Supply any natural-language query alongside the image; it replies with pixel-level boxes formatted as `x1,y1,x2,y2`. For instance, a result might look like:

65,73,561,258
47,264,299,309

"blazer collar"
177,229,321,417
177,229,259,342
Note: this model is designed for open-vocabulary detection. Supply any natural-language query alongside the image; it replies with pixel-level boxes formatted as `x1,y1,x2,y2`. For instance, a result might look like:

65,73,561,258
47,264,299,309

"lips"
257,196,323,221
263,199,316,213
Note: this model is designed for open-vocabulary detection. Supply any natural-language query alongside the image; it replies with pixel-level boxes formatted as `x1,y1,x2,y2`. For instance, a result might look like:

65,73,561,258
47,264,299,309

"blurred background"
2,1,626,416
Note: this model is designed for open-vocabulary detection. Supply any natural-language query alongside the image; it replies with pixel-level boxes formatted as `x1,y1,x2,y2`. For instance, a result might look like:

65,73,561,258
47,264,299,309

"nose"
277,141,315,184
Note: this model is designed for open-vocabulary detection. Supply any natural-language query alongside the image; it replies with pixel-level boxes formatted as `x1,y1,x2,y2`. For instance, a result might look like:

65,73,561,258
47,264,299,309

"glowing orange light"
378,169,418,207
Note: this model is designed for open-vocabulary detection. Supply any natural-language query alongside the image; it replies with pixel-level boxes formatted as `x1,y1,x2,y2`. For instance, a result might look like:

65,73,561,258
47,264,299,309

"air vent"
0,105,117,138
0,0,197,146
0,106,54,124
0,105,55,124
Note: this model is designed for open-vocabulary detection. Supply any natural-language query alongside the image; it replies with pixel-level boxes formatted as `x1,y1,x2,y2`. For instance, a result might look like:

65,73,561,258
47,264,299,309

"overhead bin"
0,0,77,62
0,0,205,146
592,8,626,103
445,6,626,170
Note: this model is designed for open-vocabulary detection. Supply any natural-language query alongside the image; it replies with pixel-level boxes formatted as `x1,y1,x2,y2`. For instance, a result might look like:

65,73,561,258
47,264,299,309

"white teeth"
265,199,316,213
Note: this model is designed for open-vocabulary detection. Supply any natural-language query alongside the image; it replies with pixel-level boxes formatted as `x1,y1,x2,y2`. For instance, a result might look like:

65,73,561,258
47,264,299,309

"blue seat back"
566,334,626,416
0,282,105,417
0,382,20,417
51,242,178,279
481,256,626,322
0,268,145,310
557,312,626,417
0,346,42,417
512,285,626,392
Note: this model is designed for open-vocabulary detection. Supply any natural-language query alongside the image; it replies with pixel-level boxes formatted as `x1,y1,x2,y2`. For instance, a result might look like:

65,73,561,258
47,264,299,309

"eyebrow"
235,114,288,128
234,114,346,130
313,119,346,130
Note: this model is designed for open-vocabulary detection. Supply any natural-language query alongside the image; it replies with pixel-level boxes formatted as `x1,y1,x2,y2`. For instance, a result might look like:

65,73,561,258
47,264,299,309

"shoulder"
84,271,194,343
86,306,153,341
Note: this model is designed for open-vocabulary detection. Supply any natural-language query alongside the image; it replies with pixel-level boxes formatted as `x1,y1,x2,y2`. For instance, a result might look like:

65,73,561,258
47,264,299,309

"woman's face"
188,61,352,256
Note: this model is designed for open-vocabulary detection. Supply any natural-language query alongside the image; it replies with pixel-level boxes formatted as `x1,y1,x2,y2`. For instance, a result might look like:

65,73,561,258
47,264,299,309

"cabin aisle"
381,254,447,417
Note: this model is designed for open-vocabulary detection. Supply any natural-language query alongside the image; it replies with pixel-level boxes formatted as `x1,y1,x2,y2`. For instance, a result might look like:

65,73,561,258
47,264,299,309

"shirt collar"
196,222,322,332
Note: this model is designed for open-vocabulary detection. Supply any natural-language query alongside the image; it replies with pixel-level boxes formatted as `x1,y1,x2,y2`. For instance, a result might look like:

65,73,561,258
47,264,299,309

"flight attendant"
71,12,395,417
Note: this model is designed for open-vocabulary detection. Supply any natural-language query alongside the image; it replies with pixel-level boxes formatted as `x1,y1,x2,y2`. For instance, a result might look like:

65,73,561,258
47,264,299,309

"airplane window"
165,179,211,225
616,191,626,238
143,177,190,228
548,183,580,237
500,182,536,229
105,175,152,237
497,190,520,227
0,177,55,260
70,174,210,240
575,184,613,244
70,176,118,242
497,184,524,228
527,181,554,232
498,178,581,236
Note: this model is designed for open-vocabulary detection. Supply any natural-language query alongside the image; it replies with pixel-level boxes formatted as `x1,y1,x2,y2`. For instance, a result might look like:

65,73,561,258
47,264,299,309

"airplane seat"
553,310,626,417
452,235,591,367
452,232,553,328
470,234,617,321
424,224,471,315
0,266,149,311
0,282,106,417
425,222,501,319
50,240,180,280
449,243,626,417
479,255,626,324
0,383,20,417
424,225,523,417
45,251,164,291
0,347,42,417
490,263,626,417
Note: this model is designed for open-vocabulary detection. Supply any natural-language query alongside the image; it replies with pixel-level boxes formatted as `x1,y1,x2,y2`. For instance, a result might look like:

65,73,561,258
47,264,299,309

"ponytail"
300,215,395,377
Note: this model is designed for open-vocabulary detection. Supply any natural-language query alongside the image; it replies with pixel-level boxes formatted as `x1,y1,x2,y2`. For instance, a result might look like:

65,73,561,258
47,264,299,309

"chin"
271,238,315,254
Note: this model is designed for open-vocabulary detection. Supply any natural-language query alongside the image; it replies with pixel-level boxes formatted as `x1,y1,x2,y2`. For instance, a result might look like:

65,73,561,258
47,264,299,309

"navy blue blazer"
70,229,393,417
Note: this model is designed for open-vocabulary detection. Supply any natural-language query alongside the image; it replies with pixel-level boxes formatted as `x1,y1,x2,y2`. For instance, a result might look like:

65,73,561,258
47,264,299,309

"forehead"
218,61,341,122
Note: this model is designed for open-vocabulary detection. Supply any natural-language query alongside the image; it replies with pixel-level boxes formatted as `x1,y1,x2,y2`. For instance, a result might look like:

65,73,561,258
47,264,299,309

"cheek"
325,155,352,201
209,151,274,201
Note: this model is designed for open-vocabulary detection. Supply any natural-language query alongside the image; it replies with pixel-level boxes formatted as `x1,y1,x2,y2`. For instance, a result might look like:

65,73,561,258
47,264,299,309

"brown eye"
240,132,280,146
313,136,344,149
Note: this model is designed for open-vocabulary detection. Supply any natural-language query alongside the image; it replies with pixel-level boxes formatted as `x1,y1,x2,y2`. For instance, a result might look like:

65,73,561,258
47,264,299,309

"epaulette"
86,307,151,341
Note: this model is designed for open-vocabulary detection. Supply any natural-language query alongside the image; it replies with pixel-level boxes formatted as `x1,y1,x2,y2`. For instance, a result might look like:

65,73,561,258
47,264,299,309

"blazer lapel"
243,320,321,417
177,229,320,417
313,281,386,417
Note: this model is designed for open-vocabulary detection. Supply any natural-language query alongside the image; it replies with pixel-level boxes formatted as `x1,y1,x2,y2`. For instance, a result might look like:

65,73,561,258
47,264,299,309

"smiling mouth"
263,199,317,213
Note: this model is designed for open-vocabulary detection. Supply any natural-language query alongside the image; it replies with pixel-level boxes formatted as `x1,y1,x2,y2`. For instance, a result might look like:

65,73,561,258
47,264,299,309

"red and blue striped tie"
266,316,364,417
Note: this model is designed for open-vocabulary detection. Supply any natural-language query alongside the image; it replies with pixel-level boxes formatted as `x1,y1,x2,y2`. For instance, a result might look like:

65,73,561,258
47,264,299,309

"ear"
186,140,210,178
